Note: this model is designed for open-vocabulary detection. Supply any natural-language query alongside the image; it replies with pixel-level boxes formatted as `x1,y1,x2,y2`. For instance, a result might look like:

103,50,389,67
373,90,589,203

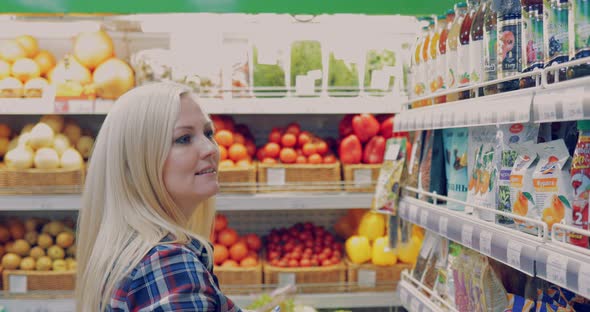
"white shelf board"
532,76,590,123
0,193,372,211
230,291,400,309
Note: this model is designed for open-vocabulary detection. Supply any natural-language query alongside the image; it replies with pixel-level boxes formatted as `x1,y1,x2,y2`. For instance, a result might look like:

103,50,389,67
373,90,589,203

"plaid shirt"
107,236,241,312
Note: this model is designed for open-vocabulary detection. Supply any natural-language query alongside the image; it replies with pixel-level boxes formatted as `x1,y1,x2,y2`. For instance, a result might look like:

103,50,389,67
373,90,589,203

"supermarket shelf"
399,271,455,312
396,187,547,277
0,298,74,312
231,291,400,309
0,193,373,211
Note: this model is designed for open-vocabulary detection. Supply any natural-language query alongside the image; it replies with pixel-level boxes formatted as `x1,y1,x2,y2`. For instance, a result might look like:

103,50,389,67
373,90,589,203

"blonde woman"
75,83,242,311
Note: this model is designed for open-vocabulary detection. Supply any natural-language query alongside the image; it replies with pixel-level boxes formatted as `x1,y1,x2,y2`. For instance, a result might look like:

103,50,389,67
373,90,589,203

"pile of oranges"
212,115,256,168
211,214,262,268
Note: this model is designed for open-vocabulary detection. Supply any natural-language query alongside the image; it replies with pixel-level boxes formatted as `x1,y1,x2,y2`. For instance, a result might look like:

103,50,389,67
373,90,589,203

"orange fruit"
221,259,239,268
269,129,282,144
281,133,297,148
323,154,337,164
263,158,277,164
219,159,235,168
315,141,329,156
236,159,251,167
308,153,323,164
213,244,229,265
244,234,262,252
302,143,317,156
280,148,297,164
233,132,246,145
245,140,256,157
296,155,307,164
214,130,234,148
240,256,258,267
229,242,249,262
264,143,281,158
298,132,312,147
229,143,248,162
214,214,228,232
219,145,228,161
218,228,238,247
285,123,301,136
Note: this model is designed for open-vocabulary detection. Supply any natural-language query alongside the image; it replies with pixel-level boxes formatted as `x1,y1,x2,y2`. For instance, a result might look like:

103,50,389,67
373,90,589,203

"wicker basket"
346,259,412,292
214,261,263,295
2,270,76,292
0,165,85,194
263,261,347,293
342,164,382,193
257,162,341,193
218,163,257,194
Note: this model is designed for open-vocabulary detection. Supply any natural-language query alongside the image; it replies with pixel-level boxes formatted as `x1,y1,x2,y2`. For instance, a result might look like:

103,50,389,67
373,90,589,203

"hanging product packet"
570,120,590,248
480,257,509,312
509,141,541,235
497,123,540,226
443,128,469,211
418,130,447,203
406,131,425,198
467,126,501,221
373,137,407,214
413,231,437,282
532,140,573,239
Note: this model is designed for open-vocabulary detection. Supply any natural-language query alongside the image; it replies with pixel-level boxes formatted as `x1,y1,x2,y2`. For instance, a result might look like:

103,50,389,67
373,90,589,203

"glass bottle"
520,1,544,88
436,9,457,104
498,0,523,92
458,0,480,99
567,0,590,79
470,0,487,97
448,2,470,102
544,0,570,83
484,0,499,95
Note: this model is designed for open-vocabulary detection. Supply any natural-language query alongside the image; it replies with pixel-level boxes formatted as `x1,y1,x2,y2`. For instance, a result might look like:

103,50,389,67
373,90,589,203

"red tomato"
352,114,380,142
214,214,228,232
311,259,319,267
285,123,301,136
302,143,317,156
379,116,394,139
308,153,323,164
323,154,337,164
278,260,288,268
244,233,262,252
269,129,282,144
363,135,386,164
264,143,281,158
321,259,333,266
315,141,328,156
298,132,312,147
295,155,307,164
339,114,355,138
281,133,297,147
339,134,362,164
288,259,299,268
300,259,311,267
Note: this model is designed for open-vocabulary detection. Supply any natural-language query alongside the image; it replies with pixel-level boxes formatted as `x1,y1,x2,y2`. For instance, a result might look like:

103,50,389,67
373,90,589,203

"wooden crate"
218,163,257,194
2,270,76,292
213,261,263,295
263,261,347,293
257,162,341,193
342,164,382,193
0,165,85,194
346,260,412,292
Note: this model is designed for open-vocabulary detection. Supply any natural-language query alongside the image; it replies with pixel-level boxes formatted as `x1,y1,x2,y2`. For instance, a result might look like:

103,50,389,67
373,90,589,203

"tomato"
333,251,342,259
281,133,297,147
211,115,225,131
323,154,337,164
218,228,238,247
269,128,282,144
305,240,314,248
288,259,299,268
314,246,322,254
284,242,294,252
331,256,340,264
339,134,362,164
270,259,280,266
315,141,329,156
321,259,333,266
298,132,312,147
295,155,307,164
214,214,228,232
262,158,277,164
311,259,319,267
379,116,394,139
339,114,355,138
362,135,386,164
285,123,301,136
245,140,256,157
278,260,288,268
322,247,333,258
244,234,262,252
279,148,297,164
294,245,303,253
291,251,302,261
318,253,328,261
308,153,323,164
352,114,380,142
304,248,313,255
300,259,311,267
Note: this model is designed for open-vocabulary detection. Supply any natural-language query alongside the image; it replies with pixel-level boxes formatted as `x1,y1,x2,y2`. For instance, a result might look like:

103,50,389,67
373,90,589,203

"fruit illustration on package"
500,31,515,60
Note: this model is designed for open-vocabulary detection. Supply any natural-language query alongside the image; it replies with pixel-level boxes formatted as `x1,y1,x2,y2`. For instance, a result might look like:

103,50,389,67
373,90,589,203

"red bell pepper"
339,134,362,164
339,114,356,138
379,116,394,139
363,135,386,164
352,114,380,143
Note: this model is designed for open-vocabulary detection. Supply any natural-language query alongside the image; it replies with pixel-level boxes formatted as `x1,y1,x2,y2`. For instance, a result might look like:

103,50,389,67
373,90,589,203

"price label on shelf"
267,168,286,186
547,254,568,286
410,297,421,312
420,210,429,227
480,231,492,256
409,205,419,223
8,275,27,293
562,88,584,120
354,169,372,187
507,241,523,269
462,224,473,248
468,111,480,126
578,263,590,298
537,93,557,121
278,273,296,287
439,217,448,237
358,269,377,288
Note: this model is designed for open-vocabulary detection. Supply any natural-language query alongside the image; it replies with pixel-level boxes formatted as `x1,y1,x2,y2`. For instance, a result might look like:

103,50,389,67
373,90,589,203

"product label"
443,128,469,211
447,50,459,88
510,142,539,234
470,40,484,84
484,27,498,81
414,63,426,96
523,8,545,70
498,19,523,78
570,134,590,247
436,54,447,90
457,44,471,85
574,0,590,57
544,0,570,63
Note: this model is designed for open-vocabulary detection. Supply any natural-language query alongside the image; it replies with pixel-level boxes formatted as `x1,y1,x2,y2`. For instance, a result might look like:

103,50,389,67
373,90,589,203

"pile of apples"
0,115,92,170
256,123,337,165
0,218,77,272
265,222,343,268
211,214,262,268
212,115,256,168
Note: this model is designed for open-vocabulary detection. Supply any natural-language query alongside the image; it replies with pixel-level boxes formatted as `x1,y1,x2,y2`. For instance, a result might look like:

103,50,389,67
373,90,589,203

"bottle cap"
456,2,468,8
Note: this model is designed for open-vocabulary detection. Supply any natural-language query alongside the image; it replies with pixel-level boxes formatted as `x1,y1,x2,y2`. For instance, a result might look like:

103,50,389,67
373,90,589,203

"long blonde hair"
75,83,216,311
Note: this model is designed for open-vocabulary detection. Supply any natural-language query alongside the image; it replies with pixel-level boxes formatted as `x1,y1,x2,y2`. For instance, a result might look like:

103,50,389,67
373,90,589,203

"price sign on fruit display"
278,273,296,287
267,168,286,186
8,275,27,294
358,269,377,288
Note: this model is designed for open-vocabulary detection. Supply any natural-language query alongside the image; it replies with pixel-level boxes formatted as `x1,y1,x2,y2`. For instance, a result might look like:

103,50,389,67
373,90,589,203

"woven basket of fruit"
0,166,85,194
342,163,382,193
263,261,347,294
218,162,257,194
346,259,412,292
214,259,263,295
2,269,76,292
257,162,341,193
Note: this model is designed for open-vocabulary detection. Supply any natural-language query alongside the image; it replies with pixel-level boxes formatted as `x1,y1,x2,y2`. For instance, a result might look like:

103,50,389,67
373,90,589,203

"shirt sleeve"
124,245,242,312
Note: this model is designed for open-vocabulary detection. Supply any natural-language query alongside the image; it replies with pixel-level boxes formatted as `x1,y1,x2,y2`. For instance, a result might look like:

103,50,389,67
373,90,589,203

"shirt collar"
161,233,213,271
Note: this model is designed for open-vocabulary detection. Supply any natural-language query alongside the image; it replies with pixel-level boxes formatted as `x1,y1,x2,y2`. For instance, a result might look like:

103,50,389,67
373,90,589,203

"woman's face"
163,95,219,216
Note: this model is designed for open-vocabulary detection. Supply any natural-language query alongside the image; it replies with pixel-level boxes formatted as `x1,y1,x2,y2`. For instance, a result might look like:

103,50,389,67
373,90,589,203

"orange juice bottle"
435,10,456,104
447,2,470,102
421,19,435,106
431,14,450,103
411,26,428,108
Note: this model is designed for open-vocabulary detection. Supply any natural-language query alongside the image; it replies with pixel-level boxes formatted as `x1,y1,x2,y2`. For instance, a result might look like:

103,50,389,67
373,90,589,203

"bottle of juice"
431,14,449,102
484,0,499,95
498,0,523,92
544,0,570,83
436,9,457,104
422,19,435,106
520,0,544,89
448,2,470,102
411,26,427,108
471,0,487,97
570,120,590,248
458,0,480,100
568,0,590,79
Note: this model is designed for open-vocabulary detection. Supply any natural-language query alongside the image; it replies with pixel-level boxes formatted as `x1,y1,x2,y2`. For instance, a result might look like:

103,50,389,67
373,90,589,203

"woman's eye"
175,134,192,145
205,130,215,140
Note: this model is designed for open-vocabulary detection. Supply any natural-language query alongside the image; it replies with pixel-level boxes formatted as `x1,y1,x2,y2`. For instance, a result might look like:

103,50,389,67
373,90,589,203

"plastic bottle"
436,10,457,104
411,25,429,108
448,2,470,102
544,0,570,83
422,19,436,106
570,120,590,248
471,0,487,97
431,15,450,101
567,0,590,79
520,0,544,88
484,0,499,95
458,0,480,99
498,0,523,92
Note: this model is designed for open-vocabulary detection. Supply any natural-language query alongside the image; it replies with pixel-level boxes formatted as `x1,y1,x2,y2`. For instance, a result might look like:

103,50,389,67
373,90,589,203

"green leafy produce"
328,52,359,97
253,46,287,97
290,41,323,90
246,293,295,312
364,49,396,94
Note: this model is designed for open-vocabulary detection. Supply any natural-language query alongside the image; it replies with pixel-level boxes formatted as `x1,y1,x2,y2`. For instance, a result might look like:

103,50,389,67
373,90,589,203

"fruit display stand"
257,162,341,193
342,163,382,193
346,260,413,292
262,261,347,294
213,261,263,295
2,269,75,292
0,166,85,195
218,162,258,194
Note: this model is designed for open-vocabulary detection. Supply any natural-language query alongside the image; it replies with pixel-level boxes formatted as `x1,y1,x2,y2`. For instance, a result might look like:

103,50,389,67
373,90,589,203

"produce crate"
342,163,382,193
0,165,85,194
2,270,76,292
257,162,341,193
218,162,257,194
214,261,263,295
346,259,412,292
263,261,347,293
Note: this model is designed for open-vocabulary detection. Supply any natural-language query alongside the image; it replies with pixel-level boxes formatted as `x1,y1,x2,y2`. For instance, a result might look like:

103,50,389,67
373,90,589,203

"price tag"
385,143,401,161
480,231,492,256
410,297,421,312
354,169,373,187
562,88,584,120
546,254,568,286
439,217,448,237
443,111,454,128
462,224,473,248
468,111,480,125
420,210,429,227
278,273,296,286
409,205,419,223
358,269,377,288
267,168,286,186
537,94,557,121
8,275,27,293
507,241,522,268
578,263,590,298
